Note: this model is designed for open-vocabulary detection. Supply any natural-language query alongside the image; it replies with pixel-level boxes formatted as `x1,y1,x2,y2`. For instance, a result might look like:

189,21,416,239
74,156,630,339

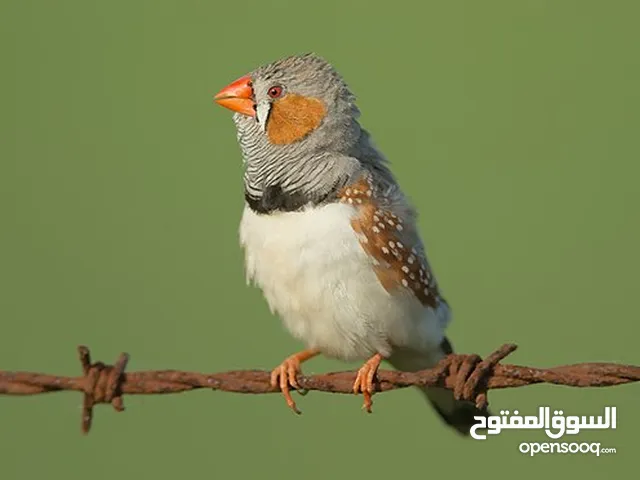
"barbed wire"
1,343,638,434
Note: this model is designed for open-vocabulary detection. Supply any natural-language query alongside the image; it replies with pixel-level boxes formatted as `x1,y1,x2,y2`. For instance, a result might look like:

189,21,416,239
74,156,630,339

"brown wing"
338,177,441,308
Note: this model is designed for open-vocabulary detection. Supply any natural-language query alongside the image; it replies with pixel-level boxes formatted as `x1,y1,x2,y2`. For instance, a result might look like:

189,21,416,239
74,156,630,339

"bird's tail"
389,337,490,436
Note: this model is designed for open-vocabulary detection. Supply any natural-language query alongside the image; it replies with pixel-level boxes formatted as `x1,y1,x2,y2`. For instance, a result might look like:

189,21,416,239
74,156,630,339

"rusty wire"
1,343,638,434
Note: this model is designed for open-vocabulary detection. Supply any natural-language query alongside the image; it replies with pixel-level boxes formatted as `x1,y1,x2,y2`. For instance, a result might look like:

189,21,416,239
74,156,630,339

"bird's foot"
270,349,320,414
352,353,383,413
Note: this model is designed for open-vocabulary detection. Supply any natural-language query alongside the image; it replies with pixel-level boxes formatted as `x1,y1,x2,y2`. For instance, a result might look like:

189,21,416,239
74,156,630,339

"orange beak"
213,74,256,117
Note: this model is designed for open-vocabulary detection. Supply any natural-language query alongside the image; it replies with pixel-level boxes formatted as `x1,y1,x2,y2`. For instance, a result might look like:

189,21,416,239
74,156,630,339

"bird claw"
352,354,383,413
270,356,305,414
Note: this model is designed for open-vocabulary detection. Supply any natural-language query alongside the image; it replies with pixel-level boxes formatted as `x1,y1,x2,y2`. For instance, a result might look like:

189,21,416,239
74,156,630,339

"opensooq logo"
469,406,616,440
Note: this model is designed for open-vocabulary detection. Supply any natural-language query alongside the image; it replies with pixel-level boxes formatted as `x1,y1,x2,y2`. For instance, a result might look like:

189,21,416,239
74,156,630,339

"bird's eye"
267,85,283,99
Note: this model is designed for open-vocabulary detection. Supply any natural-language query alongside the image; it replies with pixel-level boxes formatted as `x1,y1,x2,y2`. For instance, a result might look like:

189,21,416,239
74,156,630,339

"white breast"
239,203,446,361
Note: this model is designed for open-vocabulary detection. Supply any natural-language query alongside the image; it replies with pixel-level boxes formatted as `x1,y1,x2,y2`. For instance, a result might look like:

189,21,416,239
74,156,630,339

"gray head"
214,53,387,213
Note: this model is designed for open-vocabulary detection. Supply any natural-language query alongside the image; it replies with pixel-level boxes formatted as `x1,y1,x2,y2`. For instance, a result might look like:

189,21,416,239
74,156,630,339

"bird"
213,52,487,435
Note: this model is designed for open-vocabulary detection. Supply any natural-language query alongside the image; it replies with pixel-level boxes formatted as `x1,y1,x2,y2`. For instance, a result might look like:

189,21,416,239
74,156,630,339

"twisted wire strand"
1,343,638,434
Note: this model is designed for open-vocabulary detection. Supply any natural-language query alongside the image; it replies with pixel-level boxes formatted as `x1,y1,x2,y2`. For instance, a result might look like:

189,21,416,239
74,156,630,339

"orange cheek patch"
266,94,326,145
338,178,440,309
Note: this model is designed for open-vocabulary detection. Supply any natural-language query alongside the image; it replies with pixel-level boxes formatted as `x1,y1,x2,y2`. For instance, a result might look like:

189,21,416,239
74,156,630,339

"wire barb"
78,346,129,434
1,343,638,434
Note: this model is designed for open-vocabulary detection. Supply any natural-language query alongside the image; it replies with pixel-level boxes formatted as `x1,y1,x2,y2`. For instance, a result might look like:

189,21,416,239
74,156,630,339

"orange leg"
353,353,384,413
270,349,320,414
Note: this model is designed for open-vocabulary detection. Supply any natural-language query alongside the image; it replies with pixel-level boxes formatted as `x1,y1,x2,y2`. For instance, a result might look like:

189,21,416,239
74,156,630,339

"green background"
1,0,637,477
